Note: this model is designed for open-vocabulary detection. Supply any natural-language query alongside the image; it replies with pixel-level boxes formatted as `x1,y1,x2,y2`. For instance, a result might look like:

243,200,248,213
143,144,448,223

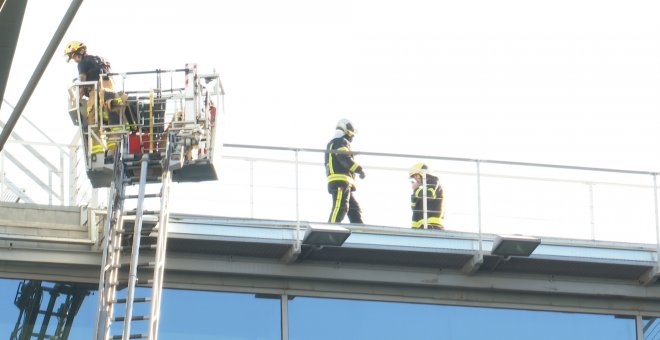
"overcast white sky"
4,0,660,169
2,0,660,240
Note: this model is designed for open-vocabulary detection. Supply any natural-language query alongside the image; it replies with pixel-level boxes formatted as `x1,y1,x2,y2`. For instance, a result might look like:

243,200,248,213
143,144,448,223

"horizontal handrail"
224,143,658,176
217,143,660,248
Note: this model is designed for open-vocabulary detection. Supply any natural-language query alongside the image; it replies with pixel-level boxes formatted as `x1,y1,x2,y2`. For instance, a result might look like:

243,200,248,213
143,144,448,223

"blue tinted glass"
159,289,281,340
0,278,97,339
645,317,660,339
289,297,636,340
0,278,281,340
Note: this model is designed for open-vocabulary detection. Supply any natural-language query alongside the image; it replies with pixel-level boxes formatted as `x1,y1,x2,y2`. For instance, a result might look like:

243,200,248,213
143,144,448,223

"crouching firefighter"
409,163,444,230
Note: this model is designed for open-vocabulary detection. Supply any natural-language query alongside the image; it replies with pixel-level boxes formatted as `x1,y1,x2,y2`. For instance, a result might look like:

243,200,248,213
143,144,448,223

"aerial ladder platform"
68,64,223,339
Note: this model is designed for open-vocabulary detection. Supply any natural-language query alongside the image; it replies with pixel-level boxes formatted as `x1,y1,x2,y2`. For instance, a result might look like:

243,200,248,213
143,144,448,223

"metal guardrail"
214,144,660,248
0,99,93,206
1,116,658,256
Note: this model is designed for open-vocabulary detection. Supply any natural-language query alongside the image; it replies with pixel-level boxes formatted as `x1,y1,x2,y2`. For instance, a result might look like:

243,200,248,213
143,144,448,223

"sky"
2,0,660,241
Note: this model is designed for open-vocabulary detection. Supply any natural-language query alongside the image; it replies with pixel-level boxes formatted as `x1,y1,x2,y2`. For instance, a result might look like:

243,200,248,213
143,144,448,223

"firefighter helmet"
64,41,86,62
336,118,356,137
409,163,428,177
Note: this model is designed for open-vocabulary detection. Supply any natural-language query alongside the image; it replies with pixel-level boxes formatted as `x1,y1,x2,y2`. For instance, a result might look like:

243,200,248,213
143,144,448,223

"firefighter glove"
356,167,366,179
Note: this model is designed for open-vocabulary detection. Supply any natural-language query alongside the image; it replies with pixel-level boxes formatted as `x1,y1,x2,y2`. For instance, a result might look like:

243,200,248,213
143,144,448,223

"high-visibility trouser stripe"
412,216,442,229
328,143,335,174
106,126,123,148
330,186,344,223
327,174,354,186
91,144,105,154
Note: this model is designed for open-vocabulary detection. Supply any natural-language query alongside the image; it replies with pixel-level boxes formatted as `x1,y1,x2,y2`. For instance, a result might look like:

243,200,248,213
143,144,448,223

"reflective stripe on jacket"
411,174,444,228
325,137,361,186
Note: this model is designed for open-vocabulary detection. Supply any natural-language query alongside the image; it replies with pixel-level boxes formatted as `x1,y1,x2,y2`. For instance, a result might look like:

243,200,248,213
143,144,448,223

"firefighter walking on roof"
409,163,444,230
325,119,366,224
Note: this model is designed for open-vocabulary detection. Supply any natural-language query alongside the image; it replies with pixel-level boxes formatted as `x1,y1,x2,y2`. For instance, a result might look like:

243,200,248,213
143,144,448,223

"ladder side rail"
94,142,126,340
104,207,125,339
149,168,171,340
122,154,150,340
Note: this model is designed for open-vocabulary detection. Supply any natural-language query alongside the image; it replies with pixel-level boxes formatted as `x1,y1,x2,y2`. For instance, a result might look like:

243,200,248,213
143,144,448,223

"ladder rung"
112,315,150,322
124,210,160,216
123,193,162,199
114,297,152,304
139,261,156,267
122,224,160,232
122,176,164,184
123,160,162,167
121,243,158,252
111,333,148,339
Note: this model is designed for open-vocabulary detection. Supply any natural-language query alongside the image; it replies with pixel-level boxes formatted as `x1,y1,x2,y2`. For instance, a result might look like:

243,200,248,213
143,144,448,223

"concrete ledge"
0,203,87,241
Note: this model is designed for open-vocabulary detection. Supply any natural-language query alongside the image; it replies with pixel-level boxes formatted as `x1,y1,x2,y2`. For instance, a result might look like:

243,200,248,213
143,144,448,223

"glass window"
0,278,281,340
644,317,660,339
289,297,636,340
159,289,281,340
0,278,97,339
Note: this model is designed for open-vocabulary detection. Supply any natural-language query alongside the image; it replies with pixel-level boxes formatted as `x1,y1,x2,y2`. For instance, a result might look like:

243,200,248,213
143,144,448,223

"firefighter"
409,163,444,230
325,119,365,224
65,41,119,161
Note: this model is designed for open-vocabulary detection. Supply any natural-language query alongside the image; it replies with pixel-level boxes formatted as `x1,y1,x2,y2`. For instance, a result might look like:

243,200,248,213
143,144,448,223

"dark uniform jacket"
411,173,444,228
325,136,363,190
78,54,110,82
77,55,111,97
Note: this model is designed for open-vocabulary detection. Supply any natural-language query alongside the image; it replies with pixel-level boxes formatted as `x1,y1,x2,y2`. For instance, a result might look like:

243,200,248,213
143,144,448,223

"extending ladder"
82,64,222,340
94,137,173,340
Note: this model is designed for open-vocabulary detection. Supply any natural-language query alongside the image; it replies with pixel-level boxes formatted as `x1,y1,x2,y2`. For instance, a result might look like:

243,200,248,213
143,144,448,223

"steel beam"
0,0,83,151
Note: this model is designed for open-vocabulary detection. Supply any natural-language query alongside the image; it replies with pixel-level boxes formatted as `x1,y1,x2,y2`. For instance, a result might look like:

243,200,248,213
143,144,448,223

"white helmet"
336,118,356,137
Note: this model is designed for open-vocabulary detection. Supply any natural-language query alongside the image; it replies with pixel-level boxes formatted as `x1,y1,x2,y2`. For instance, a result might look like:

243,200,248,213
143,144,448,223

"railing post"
48,171,53,206
69,133,78,206
294,149,301,253
1,151,4,195
462,159,485,274
588,183,596,241
249,160,255,218
60,149,65,206
653,174,659,269
476,160,483,256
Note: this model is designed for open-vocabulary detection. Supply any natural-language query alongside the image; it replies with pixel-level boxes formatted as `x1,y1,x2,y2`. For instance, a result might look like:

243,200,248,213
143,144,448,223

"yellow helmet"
409,163,428,177
64,41,86,62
